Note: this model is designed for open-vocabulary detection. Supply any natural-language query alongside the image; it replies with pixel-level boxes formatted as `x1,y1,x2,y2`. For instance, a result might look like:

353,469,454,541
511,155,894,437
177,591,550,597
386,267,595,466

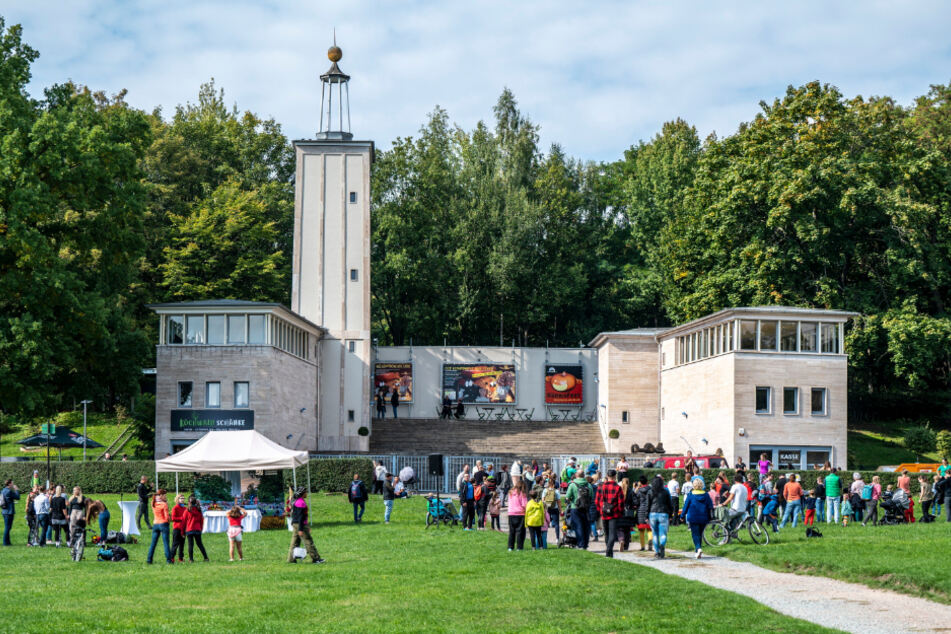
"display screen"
442,364,516,404
544,365,584,404
373,362,413,403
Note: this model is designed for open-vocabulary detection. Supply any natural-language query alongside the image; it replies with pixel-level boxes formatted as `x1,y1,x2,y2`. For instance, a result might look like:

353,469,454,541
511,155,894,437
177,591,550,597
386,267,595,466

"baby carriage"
558,508,580,548
425,495,460,528
70,520,87,562
879,492,908,525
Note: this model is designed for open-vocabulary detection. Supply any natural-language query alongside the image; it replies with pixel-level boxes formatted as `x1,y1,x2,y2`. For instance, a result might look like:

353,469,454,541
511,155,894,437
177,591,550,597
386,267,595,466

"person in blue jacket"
1,479,22,546
760,493,780,533
679,476,713,559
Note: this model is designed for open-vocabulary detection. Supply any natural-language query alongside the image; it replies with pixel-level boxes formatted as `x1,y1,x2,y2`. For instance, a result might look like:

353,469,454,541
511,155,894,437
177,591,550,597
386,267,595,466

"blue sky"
1,1,949,161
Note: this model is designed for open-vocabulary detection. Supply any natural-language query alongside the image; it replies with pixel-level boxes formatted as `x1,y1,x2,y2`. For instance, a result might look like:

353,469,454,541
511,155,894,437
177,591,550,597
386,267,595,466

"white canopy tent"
155,430,310,512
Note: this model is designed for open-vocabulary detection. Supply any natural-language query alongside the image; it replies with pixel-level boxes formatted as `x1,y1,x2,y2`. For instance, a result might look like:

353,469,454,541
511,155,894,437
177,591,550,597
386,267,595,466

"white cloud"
1,0,948,160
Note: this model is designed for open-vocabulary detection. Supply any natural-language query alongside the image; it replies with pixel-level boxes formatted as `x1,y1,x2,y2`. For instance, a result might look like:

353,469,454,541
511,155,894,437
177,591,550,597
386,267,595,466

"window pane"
800,322,817,352
167,316,184,344
206,382,220,408
186,315,204,344
777,449,801,471
783,387,798,414
821,323,839,353
780,322,797,351
759,320,778,351
806,451,829,470
178,382,192,408
227,315,246,344
811,388,826,415
235,382,249,408
728,322,734,350
207,315,225,344
248,315,266,344
755,387,770,413
740,320,757,350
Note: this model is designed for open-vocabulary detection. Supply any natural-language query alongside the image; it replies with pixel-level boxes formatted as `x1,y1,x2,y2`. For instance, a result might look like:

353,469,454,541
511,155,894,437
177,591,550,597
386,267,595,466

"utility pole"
80,400,93,461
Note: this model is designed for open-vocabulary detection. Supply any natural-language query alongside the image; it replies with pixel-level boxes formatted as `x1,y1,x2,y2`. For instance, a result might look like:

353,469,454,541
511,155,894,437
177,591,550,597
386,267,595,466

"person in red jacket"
170,494,186,563
184,496,209,562
595,469,624,558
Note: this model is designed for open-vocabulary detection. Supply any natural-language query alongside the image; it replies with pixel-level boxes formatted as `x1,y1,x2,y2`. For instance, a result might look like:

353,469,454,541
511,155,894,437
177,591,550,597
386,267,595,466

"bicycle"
702,513,770,546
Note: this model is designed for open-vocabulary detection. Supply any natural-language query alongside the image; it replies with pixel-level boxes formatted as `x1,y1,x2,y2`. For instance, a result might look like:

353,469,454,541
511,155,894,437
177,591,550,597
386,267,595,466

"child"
525,490,545,550
803,490,817,526
488,491,502,532
227,503,247,562
841,493,852,526
540,504,551,549
761,494,780,533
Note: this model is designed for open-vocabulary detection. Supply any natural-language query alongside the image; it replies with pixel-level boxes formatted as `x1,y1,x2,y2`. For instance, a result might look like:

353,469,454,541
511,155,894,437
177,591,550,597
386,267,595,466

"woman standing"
919,474,935,519
170,494,186,562
67,487,87,547
25,486,38,546
616,478,635,551
49,485,68,547
506,480,528,551
680,476,713,559
634,476,651,551
287,487,324,564
647,475,672,559
146,489,173,565
184,496,209,562
227,504,247,562
85,499,110,544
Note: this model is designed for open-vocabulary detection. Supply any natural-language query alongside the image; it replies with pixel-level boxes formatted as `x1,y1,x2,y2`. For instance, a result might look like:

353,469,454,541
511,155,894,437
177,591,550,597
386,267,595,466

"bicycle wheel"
748,519,770,545
703,521,729,546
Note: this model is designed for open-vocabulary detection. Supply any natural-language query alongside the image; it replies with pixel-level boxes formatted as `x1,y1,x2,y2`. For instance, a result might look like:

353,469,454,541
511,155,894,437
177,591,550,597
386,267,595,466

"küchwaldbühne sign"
544,364,584,404
171,410,254,431
442,364,516,404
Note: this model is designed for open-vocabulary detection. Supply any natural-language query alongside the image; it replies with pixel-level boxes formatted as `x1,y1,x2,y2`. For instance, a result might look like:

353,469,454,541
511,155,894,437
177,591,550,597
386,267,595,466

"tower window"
350,269,358,281
349,192,357,203
348,410,355,422
348,341,356,353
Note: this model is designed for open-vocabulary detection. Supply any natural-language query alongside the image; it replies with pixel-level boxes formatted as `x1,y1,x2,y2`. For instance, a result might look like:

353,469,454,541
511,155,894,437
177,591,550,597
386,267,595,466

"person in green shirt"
564,474,592,550
824,469,842,524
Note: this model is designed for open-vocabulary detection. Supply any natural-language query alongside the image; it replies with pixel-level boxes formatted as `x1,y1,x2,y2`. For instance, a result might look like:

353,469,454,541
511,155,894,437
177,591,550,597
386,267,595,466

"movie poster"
544,365,583,404
442,364,517,404
373,362,413,403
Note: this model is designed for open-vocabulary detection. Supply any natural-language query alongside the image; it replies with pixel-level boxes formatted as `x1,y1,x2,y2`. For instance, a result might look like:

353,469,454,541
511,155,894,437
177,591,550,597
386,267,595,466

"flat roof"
588,327,671,348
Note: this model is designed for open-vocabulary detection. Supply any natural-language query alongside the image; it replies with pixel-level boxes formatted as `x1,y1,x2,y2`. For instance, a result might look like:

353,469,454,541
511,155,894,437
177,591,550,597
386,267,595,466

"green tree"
903,424,937,461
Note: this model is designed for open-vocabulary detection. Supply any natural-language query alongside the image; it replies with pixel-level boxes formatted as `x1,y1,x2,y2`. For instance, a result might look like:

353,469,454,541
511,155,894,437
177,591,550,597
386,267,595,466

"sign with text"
170,409,254,432
442,364,517,404
373,362,414,403
544,365,584,405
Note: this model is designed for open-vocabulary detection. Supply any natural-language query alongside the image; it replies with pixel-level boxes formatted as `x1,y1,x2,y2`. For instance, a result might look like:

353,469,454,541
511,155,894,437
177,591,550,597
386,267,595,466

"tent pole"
175,473,179,497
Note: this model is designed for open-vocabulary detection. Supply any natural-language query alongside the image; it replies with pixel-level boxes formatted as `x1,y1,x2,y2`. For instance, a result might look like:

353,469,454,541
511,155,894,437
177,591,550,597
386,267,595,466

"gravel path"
491,511,951,633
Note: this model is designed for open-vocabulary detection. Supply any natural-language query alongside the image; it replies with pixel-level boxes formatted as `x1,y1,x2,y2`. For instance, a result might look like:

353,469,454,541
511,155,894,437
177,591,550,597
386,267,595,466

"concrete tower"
292,40,373,451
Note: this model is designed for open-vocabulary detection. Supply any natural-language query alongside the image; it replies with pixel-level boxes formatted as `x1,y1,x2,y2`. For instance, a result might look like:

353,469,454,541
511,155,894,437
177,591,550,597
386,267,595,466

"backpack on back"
861,484,873,500
543,488,557,508
474,484,484,501
350,482,362,499
576,482,592,509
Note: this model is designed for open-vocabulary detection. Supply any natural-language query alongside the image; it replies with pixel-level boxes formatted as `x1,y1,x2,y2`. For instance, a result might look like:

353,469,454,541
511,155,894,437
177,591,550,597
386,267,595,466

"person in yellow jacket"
525,490,546,550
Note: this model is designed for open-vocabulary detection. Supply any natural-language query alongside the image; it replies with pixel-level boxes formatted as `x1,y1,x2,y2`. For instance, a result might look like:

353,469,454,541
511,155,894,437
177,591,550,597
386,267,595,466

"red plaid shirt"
595,480,623,520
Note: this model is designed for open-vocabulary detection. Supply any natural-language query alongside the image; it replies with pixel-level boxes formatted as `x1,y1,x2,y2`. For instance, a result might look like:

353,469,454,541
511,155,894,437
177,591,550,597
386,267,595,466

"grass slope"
0,495,832,633
0,419,142,461
848,423,941,470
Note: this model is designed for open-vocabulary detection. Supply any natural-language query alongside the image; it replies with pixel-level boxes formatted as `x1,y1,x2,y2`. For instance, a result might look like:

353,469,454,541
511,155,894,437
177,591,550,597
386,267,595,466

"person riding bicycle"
719,474,749,533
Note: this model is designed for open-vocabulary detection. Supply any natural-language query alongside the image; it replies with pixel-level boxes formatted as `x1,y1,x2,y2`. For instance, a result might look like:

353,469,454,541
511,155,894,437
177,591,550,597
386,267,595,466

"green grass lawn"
0,418,142,462
666,505,951,605
0,495,833,633
848,422,942,470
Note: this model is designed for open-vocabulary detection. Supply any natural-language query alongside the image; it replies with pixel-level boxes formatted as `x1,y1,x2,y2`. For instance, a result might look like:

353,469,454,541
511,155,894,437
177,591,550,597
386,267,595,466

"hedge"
621,467,909,491
286,458,376,494
0,460,195,494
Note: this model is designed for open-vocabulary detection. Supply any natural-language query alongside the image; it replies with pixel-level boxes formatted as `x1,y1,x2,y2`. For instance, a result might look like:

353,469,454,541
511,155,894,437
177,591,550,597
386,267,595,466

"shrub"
622,467,903,491
255,473,285,503
937,430,951,461
0,461,194,493
608,429,620,439
357,426,369,436
194,474,232,501
903,423,937,461
260,515,287,530
287,458,376,493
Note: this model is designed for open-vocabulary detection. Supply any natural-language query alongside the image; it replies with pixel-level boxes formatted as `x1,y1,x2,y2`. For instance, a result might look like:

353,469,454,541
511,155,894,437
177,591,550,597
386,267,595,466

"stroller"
70,520,87,562
879,492,908,525
425,495,460,528
558,508,580,548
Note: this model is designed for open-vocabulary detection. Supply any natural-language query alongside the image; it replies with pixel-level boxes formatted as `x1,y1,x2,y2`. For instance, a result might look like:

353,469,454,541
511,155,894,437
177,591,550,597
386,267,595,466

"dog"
805,527,823,538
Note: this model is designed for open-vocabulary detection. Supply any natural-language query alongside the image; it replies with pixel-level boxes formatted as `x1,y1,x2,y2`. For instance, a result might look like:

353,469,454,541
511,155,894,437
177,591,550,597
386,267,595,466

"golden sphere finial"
328,45,342,63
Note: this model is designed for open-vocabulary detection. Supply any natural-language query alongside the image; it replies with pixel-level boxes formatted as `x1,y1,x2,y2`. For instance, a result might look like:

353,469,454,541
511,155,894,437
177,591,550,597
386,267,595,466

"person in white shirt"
720,474,749,532
33,487,51,547
667,474,681,525
373,461,387,495
455,465,470,491
510,460,522,483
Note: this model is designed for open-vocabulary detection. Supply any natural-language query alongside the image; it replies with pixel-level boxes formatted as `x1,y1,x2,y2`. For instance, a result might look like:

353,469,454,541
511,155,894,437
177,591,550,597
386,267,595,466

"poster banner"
170,410,254,431
442,364,516,404
544,365,584,404
373,362,414,403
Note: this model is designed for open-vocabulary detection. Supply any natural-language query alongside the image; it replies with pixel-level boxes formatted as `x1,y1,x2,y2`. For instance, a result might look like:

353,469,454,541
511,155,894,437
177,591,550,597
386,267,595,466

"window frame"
206,381,221,409
783,386,799,415
178,381,193,408
207,314,225,345
740,320,757,350
167,315,185,345
811,387,828,416
755,386,772,415
234,381,250,409
227,315,247,344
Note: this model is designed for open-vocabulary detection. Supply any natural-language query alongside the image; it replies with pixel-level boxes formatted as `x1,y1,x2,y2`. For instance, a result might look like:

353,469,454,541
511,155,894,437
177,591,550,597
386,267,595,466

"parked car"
644,455,730,469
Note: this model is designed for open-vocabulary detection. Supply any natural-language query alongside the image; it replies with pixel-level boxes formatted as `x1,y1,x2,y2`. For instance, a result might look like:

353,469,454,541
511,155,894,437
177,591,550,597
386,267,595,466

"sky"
1,1,949,162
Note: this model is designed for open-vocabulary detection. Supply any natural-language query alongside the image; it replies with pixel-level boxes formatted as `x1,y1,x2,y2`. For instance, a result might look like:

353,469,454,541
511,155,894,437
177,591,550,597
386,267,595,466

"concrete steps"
368,418,606,456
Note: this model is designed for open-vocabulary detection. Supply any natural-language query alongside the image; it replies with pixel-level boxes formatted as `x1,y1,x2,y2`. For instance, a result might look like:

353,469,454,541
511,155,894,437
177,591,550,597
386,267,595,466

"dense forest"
1,19,951,427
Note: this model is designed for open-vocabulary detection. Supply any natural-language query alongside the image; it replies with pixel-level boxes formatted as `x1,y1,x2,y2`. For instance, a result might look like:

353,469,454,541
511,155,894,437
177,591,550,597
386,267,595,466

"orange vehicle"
895,463,941,473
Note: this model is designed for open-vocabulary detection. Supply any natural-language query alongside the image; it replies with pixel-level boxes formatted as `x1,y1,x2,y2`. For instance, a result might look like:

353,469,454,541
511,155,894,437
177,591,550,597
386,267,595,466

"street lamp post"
80,400,93,461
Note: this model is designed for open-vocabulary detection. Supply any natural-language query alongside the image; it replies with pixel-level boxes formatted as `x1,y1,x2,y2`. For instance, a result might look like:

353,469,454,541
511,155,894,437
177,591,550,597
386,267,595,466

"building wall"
596,338,660,454
292,141,373,452
733,353,848,469
373,346,599,433
154,346,318,456
659,352,736,460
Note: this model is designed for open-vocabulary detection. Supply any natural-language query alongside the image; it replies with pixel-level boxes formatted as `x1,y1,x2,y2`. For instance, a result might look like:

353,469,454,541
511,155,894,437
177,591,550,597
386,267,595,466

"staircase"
368,418,606,456
98,424,134,460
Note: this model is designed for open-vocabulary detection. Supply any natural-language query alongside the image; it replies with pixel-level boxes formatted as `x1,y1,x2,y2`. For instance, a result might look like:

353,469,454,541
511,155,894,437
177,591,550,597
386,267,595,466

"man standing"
34,486,51,547
596,470,623,558
458,473,476,530
373,461,387,495
455,464,470,492
667,473,681,526
824,468,842,524
348,474,368,523
382,473,396,524
390,389,399,419
136,476,152,531
565,471,593,550
497,465,511,507
1,479,21,546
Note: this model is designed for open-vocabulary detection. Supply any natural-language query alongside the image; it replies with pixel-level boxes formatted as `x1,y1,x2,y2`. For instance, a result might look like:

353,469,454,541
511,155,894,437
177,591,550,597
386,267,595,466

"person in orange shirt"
779,474,804,528
897,470,912,495
146,489,173,564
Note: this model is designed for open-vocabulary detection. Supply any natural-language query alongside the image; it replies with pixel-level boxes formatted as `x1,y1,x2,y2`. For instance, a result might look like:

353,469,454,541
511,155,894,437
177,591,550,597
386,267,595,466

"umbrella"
18,427,104,449
399,466,416,485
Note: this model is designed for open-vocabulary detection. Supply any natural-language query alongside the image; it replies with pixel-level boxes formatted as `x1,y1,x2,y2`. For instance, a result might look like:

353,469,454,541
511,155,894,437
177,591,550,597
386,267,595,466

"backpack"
576,482,592,510
112,546,129,561
97,547,115,561
861,484,873,500
474,484,485,501
350,482,362,500
543,487,557,509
